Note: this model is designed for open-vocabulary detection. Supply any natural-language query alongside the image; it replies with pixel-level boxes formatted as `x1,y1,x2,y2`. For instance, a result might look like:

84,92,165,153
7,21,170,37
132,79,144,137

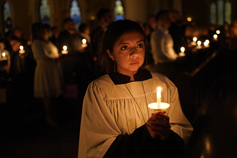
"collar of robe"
109,68,152,85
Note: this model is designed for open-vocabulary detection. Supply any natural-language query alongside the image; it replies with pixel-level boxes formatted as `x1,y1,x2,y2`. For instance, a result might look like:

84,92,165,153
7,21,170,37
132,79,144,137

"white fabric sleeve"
166,78,193,145
78,81,121,158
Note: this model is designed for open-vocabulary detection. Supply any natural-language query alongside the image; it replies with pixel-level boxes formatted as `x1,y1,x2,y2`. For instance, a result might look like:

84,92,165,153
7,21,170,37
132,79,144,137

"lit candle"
61,45,68,54
179,47,185,56
204,39,210,48
197,40,202,49
213,34,218,41
81,38,88,48
19,45,25,54
187,17,192,22
1,52,7,61
157,87,161,109
216,30,220,35
191,37,197,46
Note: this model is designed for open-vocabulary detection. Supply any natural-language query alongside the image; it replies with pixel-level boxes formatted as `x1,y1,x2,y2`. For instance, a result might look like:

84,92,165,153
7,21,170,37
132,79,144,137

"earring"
114,61,116,72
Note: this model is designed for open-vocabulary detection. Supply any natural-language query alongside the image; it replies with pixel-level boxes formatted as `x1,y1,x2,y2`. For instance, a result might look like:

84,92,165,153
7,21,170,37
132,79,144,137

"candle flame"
180,47,185,53
82,39,87,44
2,52,6,57
213,34,218,39
197,40,201,46
63,45,67,51
193,37,197,42
20,45,24,50
216,30,220,34
187,17,192,22
157,87,161,96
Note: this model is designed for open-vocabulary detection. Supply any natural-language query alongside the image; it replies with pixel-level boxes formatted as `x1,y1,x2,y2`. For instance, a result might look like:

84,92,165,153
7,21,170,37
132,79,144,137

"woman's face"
107,31,145,77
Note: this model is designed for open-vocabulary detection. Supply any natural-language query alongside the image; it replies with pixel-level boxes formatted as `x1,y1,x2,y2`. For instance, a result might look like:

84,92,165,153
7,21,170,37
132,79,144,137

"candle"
187,17,192,22
179,47,185,56
157,87,161,109
204,39,210,48
61,45,68,54
1,52,7,61
19,45,25,54
197,40,202,49
191,37,197,46
213,34,218,41
81,38,88,48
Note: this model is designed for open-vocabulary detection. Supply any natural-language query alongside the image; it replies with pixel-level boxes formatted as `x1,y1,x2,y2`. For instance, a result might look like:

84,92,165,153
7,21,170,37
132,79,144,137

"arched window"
114,0,124,21
210,0,231,26
210,2,216,25
225,0,231,25
3,1,12,32
40,0,50,25
70,0,81,30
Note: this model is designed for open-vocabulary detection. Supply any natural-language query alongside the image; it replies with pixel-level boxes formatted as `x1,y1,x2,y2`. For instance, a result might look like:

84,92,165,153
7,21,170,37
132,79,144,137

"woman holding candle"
31,22,63,127
78,20,193,158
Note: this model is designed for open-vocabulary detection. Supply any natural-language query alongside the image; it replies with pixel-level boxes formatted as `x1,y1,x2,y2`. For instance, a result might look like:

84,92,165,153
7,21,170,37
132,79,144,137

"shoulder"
150,71,177,88
87,74,114,90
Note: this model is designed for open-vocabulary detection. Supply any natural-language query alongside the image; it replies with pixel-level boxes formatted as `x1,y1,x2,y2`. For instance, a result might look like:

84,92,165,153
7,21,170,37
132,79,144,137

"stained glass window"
225,1,231,25
114,0,124,21
210,2,216,25
70,0,81,30
3,2,12,32
40,0,50,25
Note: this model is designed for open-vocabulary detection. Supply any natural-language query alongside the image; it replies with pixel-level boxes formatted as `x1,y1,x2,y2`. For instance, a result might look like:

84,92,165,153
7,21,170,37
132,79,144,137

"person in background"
31,22,63,127
78,19,193,158
49,26,59,45
168,10,186,54
0,40,11,76
90,9,113,78
150,10,183,80
147,14,157,31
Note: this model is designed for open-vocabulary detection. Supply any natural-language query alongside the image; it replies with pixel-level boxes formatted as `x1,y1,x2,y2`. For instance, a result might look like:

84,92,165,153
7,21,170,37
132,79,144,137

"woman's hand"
146,111,171,140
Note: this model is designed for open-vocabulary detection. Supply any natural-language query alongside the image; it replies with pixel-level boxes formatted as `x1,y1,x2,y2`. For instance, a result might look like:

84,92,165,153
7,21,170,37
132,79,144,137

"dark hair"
98,20,146,73
156,10,169,21
78,23,88,33
97,9,110,21
32,22,45,41
62,17,73,26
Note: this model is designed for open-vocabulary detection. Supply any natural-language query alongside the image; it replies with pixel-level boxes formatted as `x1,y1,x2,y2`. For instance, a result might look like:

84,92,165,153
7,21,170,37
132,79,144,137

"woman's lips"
130,61,139,65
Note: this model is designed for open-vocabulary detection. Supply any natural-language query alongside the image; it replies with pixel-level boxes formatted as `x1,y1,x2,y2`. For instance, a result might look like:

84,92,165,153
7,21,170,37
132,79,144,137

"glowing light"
187,17,192,22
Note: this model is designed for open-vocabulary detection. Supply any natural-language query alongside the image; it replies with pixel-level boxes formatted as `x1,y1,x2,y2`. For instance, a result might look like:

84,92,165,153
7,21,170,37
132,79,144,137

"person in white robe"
78,20,193,158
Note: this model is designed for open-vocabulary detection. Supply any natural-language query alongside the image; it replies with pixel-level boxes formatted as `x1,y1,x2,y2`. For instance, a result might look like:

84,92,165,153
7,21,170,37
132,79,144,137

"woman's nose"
130,47,139,57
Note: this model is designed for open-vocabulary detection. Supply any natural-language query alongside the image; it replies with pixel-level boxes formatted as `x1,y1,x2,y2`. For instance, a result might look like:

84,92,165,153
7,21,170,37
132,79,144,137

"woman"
31,22,63,127
78,20,193,158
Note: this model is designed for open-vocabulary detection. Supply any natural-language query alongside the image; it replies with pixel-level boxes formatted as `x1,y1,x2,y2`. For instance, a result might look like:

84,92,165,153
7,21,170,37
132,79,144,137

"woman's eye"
121,46,128,50
137,43,144,48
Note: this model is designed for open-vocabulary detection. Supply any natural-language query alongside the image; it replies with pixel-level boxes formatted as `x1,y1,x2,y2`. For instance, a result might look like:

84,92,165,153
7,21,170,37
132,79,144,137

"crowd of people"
1,7,237,158
0,8,235,134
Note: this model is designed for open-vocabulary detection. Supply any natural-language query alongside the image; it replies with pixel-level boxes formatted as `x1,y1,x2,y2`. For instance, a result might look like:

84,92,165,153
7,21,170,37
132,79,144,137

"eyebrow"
118,39,144,45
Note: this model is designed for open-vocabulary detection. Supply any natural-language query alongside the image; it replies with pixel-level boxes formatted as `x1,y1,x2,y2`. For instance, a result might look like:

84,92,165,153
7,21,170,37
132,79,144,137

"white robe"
78,71,193,158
